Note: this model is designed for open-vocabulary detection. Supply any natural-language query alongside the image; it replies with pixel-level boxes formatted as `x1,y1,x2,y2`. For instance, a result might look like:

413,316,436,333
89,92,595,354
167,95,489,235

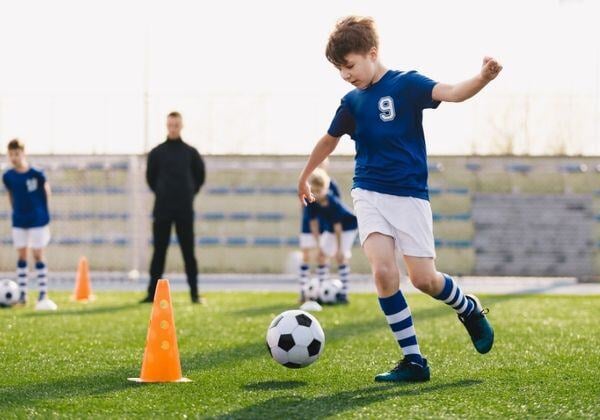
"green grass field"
1,292,599,418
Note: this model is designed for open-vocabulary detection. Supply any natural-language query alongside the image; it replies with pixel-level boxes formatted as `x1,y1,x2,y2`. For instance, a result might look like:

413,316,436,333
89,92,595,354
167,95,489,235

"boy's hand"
298,180,315,206
481,56,502,81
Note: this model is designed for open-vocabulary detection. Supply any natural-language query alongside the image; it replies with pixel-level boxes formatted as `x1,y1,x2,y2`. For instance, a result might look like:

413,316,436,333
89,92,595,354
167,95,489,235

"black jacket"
146,138,205,219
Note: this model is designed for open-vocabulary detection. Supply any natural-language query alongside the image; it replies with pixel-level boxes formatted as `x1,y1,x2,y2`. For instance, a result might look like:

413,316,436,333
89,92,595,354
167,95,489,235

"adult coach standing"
141,111,206,304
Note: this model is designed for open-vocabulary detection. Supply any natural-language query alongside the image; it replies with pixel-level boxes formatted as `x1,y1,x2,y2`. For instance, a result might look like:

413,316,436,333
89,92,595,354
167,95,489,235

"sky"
0,0,599,155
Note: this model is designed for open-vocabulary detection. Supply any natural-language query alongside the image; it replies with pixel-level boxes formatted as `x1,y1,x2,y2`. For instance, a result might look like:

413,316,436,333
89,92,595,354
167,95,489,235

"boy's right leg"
363,233,429,382
299,248,311,302
16,248,28,304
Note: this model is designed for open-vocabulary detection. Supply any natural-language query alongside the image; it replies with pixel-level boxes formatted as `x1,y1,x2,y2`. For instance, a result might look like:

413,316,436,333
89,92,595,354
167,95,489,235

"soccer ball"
302,277,320,301
266,310,325,368
0,279,19,307
319,278,343,304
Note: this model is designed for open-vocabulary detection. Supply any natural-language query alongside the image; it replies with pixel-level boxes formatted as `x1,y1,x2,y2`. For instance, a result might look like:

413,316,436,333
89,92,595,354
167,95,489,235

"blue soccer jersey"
307,192,358,233
328,70,440,201
301,178,341,234
2,167,50,228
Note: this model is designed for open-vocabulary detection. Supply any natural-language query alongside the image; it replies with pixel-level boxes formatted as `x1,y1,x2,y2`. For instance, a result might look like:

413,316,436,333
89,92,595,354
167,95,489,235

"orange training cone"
71,256,95,302
128,279,190,383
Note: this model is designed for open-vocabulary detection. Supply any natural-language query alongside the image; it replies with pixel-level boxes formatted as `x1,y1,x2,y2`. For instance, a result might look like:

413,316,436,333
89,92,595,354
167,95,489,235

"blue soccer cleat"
459,294,494,354
374,358,430,383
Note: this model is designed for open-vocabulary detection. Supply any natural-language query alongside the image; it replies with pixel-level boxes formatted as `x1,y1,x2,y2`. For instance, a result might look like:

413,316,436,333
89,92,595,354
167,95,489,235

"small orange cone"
128,279,190,383
71,256,95,302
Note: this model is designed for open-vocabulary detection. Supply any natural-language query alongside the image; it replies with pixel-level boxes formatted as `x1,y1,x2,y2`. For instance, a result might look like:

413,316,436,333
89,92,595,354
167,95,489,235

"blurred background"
0,0,599,279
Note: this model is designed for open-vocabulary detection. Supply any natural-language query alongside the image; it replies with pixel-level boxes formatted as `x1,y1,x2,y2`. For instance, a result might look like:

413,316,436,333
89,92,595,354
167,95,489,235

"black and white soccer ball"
302,277,320,302
319,278,343,304
0,279,19,307
266,309,325,368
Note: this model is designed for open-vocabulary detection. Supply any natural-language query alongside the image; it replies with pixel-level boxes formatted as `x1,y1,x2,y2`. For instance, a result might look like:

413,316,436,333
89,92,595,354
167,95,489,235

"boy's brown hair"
7,138,25,151
325,16,379,68
168,111,182,119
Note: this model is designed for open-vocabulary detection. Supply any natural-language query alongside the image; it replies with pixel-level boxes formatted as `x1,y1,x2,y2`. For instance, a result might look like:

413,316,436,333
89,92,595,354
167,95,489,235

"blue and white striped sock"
317,264,329,284
378,290,423,365
16,260,28,300
299,263,310,298
435,273,475,317
338,264,350,296
35,261,48,301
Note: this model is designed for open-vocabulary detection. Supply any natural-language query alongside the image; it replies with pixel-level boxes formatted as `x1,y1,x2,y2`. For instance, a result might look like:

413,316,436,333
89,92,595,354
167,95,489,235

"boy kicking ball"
2,139,57,311
298,16,500,382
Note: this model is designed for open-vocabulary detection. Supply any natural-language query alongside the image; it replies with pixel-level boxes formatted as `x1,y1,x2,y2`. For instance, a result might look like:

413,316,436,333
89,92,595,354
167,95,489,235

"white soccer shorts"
351,188,436,258
12,225,51,249
299,233,319,249
319,230,358,259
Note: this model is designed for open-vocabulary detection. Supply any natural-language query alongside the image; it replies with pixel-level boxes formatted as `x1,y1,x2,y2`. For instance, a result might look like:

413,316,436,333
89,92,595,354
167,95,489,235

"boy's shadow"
214,379,482,419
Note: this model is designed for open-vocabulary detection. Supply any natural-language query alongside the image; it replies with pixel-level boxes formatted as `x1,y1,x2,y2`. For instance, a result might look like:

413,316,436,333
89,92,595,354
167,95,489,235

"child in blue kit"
2,139,57,311
307,168,357,304
298,160,341,302
298,16,501,382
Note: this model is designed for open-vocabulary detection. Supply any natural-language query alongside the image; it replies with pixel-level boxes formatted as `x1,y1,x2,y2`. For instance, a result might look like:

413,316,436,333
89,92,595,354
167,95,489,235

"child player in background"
297,159,340,302
2,139,57,310
307,168,358,304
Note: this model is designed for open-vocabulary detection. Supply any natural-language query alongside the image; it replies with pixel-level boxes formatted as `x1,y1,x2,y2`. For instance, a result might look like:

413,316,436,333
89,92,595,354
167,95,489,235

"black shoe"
458,295,494,354
375,358,430,382
191,295,205,304
139,296,153,304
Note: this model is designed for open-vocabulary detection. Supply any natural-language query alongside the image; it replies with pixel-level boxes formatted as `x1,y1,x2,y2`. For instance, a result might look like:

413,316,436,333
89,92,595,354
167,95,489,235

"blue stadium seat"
232,187,257,194
285,237,300,246
505,163,532,174
256,212,285,221
229,212,252,221
198,237,220,245
85,162,106,170
432,213,472,221
207,187,230,194
202,212,226,220
253,237,282,246
465,162,482,172
445,187,470,195
260,187,297,195
226,237,248,246
558,163,587,173
110,161,129,171
112,237,130,246
428,162,444,173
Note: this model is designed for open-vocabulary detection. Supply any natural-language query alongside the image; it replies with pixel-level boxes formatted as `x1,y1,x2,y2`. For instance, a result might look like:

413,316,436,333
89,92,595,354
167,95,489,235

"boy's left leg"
32,249,48,301
336,229,358,304
404,256,494,354
16,248,28,304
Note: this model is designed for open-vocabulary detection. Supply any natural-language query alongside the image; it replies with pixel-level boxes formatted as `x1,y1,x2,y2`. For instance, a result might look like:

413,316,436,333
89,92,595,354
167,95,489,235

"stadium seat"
428,162,444,172
253,237,282,246
558,163,587,173
505,163,533,174
226,237,248,246
465,162,482,172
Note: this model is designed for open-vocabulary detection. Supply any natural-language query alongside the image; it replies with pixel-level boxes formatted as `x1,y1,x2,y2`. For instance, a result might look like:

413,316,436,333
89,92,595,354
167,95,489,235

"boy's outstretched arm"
432,56,502,103
297,133,340,206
